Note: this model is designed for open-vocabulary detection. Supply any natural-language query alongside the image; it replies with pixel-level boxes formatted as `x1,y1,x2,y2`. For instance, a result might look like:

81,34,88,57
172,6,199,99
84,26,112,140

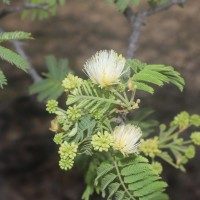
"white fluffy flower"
113,124,142,156
84,50,126,87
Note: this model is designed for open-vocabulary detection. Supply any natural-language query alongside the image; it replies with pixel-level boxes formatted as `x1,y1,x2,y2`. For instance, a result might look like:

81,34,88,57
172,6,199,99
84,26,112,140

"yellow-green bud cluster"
91,110,103,120
53,133,63,145
171,111,189,129
46,100,58,114
151,162,163,175
56,115,66,124
190,132,200,145
91,131,114,152
185,145,195,159
66,105,82,122
55,115,72,132
62,74,83,92
180,156,188,165
117,83,126,92
190,114,200,127
140,137,161,158
59,157,74,171
58,141,78,170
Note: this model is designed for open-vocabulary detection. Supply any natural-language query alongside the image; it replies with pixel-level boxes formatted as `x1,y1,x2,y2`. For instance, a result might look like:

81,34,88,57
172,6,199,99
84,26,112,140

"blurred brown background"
0,0,200,199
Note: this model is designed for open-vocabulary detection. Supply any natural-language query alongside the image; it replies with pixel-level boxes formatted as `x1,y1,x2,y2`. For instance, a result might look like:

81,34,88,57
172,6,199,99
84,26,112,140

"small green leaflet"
29,55,71,101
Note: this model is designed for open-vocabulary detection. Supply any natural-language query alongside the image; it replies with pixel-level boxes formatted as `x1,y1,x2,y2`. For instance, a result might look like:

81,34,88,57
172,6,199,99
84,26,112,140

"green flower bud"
53,133,63,145
59,157,74,170
139,137,161,158
171,111,189,129
190,114,200,127
66,105,82,122
46,100,58,114
185,145,195,159
190,132,200,146
117,83,126,92
181,156,188,164
91,110,103,120
56,115,66,125
175,138,184,145
62,73,83,92
58,141,78,159
151,162,163,175
159,124,166,132
91,131,114,152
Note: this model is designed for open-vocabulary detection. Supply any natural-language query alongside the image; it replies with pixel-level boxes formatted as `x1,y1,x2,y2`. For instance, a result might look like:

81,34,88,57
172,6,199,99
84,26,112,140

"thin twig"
12,41,42,83
0,27,42,83
0,3,49,19
145,0,186,16
126,13,144,59
125,0,186,59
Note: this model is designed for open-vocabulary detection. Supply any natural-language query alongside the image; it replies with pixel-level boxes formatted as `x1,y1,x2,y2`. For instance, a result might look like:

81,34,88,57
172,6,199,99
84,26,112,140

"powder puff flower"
113,124,142,156
84,50,126,87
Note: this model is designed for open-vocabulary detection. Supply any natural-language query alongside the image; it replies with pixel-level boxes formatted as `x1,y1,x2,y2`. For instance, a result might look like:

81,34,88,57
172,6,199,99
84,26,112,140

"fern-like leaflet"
0,31,32,42
0,70,7,88
105,0,140,12
66,81,120,115
0,31,32,89
128,59,185,94
29,55,70,101
21,0,66,20
72,116,96,143
0,46,29,72
129,108,158,138
95,155,169,200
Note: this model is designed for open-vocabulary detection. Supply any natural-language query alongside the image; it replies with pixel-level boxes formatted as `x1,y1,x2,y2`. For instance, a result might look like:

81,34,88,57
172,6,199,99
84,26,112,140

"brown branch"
126,13,144,59
12,41,42,83
145,0,186,16
0,3,49,19
125,0,187,59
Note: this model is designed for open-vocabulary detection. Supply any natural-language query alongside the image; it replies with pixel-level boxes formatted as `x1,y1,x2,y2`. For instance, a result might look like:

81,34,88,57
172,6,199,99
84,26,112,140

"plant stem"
159,127,188,145
183,140,193,144
110,88,130,108
113,158,136,200
123,91,129,102
129,87,136,105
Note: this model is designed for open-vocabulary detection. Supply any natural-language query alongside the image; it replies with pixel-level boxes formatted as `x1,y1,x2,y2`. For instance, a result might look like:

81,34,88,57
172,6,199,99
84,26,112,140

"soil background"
0,0,200,200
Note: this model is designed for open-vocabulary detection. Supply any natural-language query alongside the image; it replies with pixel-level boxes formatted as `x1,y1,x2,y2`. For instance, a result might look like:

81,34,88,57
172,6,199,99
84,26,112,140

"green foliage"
130,107,158,137
74,116,96,143
46,50,199,200
105,0,170,12
105,0,140,12
0,46,29,72
22,0,66,20
66,81,117,115
156,112,200,171
2,0,11,4
29,55,70,101
148,0,169,7
0,70,7,88
128,59,185,94
0,31,32,89
95,155,168,200
0,31,32,42
82,154,107,200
